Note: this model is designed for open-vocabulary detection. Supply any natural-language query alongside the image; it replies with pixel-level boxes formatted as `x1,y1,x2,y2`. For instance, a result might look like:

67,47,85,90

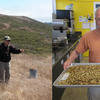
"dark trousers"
0,62,10,82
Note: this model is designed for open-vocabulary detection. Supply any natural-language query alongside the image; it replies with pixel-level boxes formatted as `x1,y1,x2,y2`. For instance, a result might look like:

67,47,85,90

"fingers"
20,49,24,52
64,62,68,70
64,62,67,70
64,63,66,70
63,60,71,70
22,49,24,52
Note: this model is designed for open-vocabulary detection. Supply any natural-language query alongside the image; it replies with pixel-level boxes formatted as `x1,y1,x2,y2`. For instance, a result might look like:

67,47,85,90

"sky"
0,0,52,22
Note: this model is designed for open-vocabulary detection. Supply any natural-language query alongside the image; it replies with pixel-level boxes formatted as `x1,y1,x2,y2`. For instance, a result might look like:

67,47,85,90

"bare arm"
64,50,79,70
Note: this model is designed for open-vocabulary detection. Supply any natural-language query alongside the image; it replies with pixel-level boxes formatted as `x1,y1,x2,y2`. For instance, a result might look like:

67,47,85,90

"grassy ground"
0,15,52,55
0,53,52,100
0,29,52,55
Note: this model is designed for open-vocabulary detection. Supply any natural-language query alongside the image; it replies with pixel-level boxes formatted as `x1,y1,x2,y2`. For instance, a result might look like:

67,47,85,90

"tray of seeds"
53,63,100,88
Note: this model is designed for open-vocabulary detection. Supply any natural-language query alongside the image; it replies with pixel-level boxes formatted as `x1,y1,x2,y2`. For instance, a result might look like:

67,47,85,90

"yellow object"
56,0,100,56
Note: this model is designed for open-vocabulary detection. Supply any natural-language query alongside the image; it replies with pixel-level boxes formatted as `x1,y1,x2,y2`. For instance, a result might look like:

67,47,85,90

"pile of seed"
58,65,100,85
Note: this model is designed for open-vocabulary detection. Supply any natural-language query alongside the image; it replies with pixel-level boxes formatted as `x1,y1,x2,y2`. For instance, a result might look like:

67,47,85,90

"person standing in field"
0,36,24,83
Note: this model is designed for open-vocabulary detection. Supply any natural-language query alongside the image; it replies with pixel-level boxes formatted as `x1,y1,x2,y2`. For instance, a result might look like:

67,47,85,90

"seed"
58,65,100,85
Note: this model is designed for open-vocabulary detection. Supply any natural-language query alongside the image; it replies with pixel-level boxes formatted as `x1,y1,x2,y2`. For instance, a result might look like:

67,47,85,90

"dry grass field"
0,54,52,100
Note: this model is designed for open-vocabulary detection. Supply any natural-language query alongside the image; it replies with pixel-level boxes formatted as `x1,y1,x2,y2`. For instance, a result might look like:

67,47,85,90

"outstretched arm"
10,46,24,54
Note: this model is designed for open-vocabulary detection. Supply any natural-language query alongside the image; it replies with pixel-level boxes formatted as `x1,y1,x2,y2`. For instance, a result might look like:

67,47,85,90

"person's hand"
63,59,71,70
20,49,24,52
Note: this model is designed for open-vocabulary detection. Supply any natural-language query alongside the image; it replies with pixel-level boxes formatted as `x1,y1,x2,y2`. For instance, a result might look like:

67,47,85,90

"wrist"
68,58,72,63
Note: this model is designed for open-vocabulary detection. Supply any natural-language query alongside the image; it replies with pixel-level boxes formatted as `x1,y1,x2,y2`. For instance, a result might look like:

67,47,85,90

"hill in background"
0,14,52,55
